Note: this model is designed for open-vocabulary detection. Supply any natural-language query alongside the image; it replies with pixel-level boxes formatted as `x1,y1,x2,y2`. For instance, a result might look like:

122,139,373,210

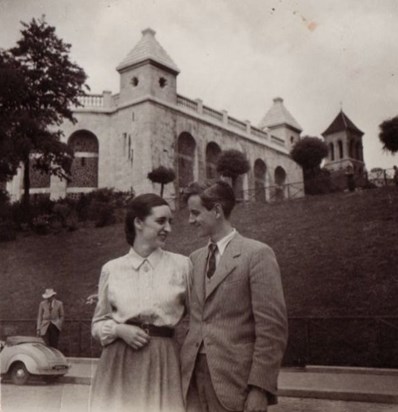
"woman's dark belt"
125,319,174,338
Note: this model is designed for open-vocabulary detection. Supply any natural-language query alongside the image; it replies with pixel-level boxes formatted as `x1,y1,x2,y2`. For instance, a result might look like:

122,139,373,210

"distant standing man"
181,181,288,412
37,288,64,348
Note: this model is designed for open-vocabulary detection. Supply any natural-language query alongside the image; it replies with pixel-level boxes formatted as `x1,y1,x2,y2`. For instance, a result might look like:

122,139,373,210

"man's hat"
42,288,57,299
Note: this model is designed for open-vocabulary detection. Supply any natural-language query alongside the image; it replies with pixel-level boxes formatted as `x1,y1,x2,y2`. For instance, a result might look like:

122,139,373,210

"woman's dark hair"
125,193,169,246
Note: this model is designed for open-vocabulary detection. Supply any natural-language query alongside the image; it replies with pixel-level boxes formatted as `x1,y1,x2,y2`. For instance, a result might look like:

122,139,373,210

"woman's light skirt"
90,337,185,412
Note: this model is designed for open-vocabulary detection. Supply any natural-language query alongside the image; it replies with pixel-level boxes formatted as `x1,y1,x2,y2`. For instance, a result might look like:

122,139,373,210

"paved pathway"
2,383,398,412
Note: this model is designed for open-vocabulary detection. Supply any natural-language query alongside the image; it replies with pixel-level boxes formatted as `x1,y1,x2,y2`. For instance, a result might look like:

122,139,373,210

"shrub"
0,221,16,242
89,200,116,227
305,168,335,195
32,214,51,235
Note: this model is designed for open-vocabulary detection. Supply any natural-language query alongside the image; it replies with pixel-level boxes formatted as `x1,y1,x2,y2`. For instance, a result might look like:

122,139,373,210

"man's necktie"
207,243,218,279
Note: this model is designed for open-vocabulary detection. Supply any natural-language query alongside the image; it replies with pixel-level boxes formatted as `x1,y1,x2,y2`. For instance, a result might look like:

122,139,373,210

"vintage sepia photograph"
1,0,398,411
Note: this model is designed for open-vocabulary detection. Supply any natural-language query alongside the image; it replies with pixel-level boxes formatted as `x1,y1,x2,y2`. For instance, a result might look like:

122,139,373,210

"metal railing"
238,181,305,203
285,316,398,367
2,316,398,366
0,319,101,358
367,167,397,187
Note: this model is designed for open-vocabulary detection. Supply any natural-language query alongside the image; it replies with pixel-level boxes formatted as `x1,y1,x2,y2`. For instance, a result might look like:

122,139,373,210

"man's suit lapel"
205,234,241,300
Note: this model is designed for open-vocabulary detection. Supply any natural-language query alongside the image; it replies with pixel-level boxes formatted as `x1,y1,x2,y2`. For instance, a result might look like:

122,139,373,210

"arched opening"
254,159,266,202
29,153,51,189
329,143,335,161
338,140,344,159
176,132,196,189
68,130,99,188
206,142,221,180
274,166,287,201
349,140,355,159
356,142,362,161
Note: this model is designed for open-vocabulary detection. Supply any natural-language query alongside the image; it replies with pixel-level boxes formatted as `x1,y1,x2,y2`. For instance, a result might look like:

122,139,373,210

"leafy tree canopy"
379,116,398,154
147,166,176,184
0,16,88,205
290,136,328,172
216,149,250,180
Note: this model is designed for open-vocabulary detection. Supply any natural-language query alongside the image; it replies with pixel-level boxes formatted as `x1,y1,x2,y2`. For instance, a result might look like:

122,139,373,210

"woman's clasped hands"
115,324,150,350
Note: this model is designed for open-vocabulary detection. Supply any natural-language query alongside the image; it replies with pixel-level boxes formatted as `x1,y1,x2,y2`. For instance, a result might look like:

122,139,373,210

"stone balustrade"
76,91,285,148
176,94,280,146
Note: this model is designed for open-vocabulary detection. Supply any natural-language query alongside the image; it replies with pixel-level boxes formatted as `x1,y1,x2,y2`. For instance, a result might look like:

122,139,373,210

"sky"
1,0,398,170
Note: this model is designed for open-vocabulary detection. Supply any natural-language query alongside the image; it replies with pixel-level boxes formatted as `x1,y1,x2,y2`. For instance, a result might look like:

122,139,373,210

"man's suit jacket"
37,299,64,335
180,233,288,411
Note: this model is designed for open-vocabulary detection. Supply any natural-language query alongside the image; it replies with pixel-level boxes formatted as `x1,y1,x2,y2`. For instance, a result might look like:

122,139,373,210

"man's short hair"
184,180,235,218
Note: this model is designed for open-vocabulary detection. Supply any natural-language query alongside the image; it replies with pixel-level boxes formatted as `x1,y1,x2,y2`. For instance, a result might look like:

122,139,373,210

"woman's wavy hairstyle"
125,193,169,246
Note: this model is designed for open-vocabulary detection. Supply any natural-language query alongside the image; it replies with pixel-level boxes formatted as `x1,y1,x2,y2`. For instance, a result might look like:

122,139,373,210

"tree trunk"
22,157,31,223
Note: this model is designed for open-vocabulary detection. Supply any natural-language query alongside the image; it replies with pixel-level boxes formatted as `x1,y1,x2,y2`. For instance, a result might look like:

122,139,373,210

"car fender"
5,354,39,374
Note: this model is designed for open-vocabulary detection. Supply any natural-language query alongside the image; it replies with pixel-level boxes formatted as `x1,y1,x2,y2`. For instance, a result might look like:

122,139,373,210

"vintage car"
0,335,70,385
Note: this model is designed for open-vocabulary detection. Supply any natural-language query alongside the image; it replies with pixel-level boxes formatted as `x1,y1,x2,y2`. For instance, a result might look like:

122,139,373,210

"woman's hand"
115,324,150,350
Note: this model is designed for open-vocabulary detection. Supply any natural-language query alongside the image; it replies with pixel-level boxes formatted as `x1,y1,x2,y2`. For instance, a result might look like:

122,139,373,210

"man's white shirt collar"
209,228,236,257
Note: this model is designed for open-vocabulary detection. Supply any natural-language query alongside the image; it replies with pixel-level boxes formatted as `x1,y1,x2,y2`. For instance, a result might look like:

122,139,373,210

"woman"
90,194,191,412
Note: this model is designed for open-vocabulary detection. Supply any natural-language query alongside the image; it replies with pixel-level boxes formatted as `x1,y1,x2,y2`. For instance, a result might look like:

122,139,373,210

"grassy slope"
1,186,398,322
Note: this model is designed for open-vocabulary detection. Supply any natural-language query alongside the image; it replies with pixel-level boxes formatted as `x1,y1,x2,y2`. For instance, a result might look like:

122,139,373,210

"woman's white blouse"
92,248,192,346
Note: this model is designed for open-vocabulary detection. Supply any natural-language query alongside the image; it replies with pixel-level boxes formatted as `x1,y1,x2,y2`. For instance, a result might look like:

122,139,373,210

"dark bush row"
0,188,133,240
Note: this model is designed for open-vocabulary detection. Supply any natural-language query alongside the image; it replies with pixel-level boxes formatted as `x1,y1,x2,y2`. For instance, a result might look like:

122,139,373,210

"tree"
216,149,250,190
379,116,398,154
290,136,330,195
290,136,328,176
0,16,88,215
147,166,176,197
0,53,28,182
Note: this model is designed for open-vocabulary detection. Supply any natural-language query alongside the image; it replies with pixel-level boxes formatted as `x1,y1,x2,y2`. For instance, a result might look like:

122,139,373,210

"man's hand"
244,386,268,412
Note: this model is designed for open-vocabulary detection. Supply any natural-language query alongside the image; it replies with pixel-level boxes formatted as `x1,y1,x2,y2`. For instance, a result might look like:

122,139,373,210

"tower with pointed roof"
116,28,180,105
322,110,365,174
258,97,303,151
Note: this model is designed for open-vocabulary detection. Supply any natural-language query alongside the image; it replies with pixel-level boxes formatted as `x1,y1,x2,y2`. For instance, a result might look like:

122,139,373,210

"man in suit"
180,180,288,412
37,288,64,348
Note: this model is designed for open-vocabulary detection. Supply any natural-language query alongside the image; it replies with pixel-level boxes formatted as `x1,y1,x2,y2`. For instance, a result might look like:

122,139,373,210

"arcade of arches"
27,128,292,202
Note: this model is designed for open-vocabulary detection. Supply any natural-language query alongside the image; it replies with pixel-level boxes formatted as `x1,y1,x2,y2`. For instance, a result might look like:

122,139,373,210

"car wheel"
10,362,30,385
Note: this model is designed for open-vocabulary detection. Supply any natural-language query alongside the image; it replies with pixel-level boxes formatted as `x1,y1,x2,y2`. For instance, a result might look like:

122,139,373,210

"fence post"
78,321,82,357
305,319,311,365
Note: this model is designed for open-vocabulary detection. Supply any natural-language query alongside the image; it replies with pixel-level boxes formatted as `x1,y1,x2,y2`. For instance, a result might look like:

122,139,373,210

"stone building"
322,110,365,174
6,28,304,204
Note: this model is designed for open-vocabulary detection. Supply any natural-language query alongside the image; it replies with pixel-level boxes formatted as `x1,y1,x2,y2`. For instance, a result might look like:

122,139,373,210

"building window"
329,143,335,161
159,77,167,88
81,158,86,167
131,77,139,87
338,140,344,159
